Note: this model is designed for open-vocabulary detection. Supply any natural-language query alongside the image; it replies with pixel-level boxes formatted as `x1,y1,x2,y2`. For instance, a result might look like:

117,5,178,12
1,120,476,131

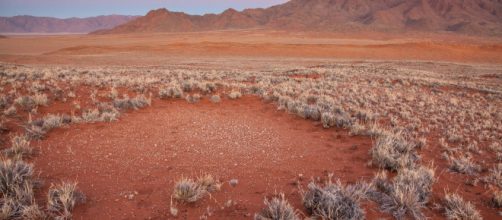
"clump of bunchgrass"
228,91,242,100
0,159,34,197
369,165,436,220
3,135,33,160
185,94,201,104
302,176,369,220
448,155,481,175
370,132,419,171
113,95,150,110
210,95,221,103
47,182,85,219
443,193,482,220
159,86,183,99
255,193,300,220
172,174,221,203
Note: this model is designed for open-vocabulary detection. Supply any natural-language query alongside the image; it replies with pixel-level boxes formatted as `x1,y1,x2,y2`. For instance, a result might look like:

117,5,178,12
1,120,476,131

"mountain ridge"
0,15,139,33
94,0,502,36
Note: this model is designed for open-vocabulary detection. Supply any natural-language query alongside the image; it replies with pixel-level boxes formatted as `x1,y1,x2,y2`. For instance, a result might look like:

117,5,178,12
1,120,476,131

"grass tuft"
302,178,369,220
443,193,482,220
3,135,33,160
172,174,220,203
255,193,299,220
370,166,435,220
370,132,419,171
47,182,85,219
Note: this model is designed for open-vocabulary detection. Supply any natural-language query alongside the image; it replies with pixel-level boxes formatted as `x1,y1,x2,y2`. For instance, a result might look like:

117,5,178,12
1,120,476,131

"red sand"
31,96,383,219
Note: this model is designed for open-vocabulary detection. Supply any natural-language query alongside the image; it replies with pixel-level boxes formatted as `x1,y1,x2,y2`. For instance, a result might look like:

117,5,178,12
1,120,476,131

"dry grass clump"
0,160,34,197
172,174,221,203
2,135,33,160
47,182,85,219
14,96,36,111
159,86,183,99
370,132,419,171
32,93,48,107
185,94,201,103
443,193,482,220
228,91,242,99
0,160,39,219
24,124,46,140
448,155,482,175
81,108,120,123
369,166,435,220
492,189,502,208
255,193,300,220
297,105,321,121
210,95,221,103
302,178,369,220
485,164,502,188
113,95,151,110
40,114,64,130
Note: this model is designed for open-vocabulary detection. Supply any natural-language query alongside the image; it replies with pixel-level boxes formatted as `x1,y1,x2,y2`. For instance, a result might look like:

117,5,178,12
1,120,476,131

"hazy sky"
0,0,288,18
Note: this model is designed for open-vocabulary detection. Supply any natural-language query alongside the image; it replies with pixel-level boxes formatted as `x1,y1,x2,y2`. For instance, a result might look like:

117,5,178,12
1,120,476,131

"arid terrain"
1,0,502,220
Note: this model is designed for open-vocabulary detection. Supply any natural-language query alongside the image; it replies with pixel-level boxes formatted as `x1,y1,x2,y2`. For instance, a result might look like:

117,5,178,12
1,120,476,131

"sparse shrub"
185,94,201,103
370,133,419,171
228,91,242,99
370,166,436,220
14,96,36,111
297,105,320,121
41,114,63,131
3,135,33,159
21,204,47,219
81,109,101,122
100,109,120,122
0,159,33,198
255,193,299,220
172,174,220,203
486,163,502,188
443,193,482,220
113,95,150,110
182,80,194,92
210,95,221,103
492,190,502,208
321,112,335,128
172,178,206,203
159,86,184,99
24,124,46,140
32,93,48,106
47,182,85,219
302,179,369,220
449,155,481,175
196,174,221,193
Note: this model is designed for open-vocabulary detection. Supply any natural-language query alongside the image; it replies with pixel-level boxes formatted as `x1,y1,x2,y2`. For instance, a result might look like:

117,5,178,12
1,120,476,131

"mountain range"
0,15,138,33
95,0,502,36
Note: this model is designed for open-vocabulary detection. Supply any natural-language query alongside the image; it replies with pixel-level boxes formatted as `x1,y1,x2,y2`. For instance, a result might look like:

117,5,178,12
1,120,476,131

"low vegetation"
370,166,436,220
0,62,500,218
255,193,299,220
302,175,369,220
443,193,482,220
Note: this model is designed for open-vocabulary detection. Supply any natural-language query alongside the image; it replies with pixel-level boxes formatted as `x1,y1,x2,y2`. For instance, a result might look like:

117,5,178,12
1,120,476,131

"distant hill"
0,15,139,33
94,0,502,36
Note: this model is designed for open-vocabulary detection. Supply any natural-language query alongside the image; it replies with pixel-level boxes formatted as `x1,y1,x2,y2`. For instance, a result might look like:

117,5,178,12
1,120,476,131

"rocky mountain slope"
95,0,502,36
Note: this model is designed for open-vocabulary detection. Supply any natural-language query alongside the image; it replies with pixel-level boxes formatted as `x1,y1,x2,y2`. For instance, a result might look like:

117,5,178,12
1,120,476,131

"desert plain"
0,28,502,220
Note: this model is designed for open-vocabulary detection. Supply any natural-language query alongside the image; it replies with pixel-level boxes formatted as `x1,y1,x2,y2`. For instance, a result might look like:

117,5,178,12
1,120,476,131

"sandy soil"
0,30,501,66
31,96,384,219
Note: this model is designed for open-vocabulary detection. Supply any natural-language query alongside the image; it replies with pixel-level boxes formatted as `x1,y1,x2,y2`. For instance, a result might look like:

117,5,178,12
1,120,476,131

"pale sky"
0,0,289,18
